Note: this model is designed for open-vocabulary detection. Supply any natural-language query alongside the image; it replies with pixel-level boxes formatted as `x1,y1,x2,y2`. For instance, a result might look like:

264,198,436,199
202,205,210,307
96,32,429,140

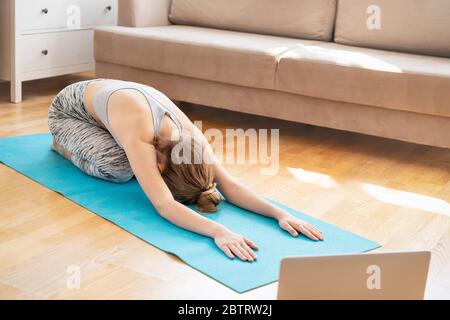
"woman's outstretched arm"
108,95,258,262
123,139,258,261
187,120,324,241
213,161,324,241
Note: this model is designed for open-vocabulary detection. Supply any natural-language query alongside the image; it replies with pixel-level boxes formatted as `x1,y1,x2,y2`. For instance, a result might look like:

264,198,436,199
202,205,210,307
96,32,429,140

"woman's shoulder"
107,89,156,145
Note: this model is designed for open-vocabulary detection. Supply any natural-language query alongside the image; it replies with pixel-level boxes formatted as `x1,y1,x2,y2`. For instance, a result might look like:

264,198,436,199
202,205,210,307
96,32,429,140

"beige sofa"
94,0,450,148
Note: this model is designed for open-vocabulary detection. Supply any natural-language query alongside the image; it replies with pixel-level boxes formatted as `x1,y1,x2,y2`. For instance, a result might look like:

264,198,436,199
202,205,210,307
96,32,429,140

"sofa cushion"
118,0,171,27
335,0,450,58
276,43,450,117
169,0,337,41
94,25,318,90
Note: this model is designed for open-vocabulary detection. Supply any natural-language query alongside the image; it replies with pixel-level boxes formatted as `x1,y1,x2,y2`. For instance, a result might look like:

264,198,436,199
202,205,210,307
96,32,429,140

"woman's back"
83,79,191,147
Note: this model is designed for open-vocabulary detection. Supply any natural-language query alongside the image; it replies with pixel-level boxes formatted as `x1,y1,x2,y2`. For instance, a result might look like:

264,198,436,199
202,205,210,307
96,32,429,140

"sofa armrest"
118,0,171,27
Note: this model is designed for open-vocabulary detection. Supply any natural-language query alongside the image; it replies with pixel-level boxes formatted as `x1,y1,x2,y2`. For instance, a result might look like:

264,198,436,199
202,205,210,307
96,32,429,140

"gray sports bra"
92,80,183,147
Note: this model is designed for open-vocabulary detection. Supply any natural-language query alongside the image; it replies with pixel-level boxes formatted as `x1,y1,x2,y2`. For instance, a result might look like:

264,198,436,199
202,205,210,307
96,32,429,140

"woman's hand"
278,214,324,241
214,228,258,262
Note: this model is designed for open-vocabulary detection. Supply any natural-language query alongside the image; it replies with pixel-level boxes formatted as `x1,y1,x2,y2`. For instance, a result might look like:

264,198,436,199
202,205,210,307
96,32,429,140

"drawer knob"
42,49,48,56
105,5,112,12
41,8,48,14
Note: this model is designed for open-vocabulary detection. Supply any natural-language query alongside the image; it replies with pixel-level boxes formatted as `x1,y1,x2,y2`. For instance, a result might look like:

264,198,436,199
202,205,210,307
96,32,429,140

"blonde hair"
155,135,221,213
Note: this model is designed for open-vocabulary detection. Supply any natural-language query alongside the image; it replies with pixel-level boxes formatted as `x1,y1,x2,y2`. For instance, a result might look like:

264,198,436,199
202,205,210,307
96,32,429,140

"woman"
48,79,324,262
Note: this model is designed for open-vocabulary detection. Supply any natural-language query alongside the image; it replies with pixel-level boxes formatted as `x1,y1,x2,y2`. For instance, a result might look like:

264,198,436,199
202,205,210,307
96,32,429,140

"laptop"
277,251,431,300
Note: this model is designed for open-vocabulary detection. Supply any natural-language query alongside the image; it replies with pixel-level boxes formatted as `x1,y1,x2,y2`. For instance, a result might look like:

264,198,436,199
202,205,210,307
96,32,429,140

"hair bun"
197,183,221,213
201,183,217,196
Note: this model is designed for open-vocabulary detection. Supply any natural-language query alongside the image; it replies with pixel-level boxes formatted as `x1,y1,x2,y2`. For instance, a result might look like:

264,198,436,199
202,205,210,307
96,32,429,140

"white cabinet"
0,0,117,103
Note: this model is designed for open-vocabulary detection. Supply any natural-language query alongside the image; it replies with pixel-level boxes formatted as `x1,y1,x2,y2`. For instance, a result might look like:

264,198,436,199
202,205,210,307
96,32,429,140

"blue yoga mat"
0,133,380,293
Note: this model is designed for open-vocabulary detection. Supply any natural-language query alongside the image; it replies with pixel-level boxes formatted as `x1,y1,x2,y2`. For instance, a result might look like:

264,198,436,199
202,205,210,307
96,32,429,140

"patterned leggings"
48,80,134,183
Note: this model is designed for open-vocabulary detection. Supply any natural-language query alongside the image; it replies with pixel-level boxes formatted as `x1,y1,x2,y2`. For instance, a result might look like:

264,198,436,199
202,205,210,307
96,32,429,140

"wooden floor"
0,73,449,299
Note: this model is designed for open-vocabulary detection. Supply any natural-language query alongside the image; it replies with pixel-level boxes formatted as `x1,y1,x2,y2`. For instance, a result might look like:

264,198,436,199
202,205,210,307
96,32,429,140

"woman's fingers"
303,223,324,240
244,238,259,250
229,244,249,261
229,243,256,262
283,222,299,237
221,245,235,259
242,242,257,260
296,223,319,241
237,243,254,262
311,225,323,236
305,224,324,240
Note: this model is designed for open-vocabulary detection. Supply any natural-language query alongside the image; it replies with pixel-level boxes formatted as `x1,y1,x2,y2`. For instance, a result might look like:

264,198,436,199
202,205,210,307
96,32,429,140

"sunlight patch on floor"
362,183,450,216
287,167,339,189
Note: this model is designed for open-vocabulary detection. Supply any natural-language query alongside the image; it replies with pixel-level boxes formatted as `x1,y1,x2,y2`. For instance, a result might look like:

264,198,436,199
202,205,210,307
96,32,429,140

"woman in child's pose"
48,79,324,262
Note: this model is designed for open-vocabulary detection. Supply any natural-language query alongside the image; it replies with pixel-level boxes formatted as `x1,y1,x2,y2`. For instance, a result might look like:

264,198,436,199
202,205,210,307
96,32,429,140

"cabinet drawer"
16,0,117,32
18,30,94,74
